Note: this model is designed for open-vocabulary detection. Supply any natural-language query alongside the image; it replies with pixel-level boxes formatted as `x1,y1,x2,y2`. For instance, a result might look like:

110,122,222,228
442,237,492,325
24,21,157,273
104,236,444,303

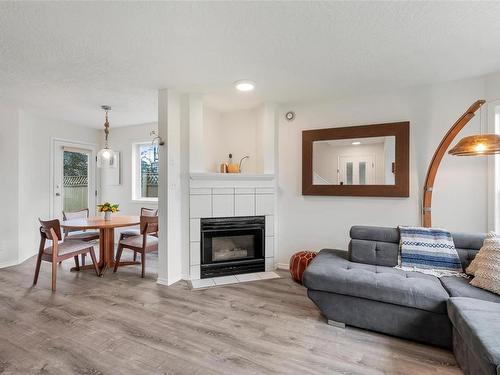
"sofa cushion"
440,276,500,303
303,249,449,313
348,226,399,266
350,226,400,243
447,297,500,374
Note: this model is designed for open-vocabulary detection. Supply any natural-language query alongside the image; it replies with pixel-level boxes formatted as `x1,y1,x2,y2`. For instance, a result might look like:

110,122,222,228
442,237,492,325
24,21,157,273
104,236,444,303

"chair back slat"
39,218,62,241
140,216,158,235
62,209,90,235
63,208,90,220
140,207,158,217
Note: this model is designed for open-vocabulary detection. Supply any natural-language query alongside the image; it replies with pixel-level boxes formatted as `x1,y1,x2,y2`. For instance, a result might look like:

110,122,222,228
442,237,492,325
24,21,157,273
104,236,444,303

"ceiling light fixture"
234,80,255,92
96,105,117,169
352,141,361,145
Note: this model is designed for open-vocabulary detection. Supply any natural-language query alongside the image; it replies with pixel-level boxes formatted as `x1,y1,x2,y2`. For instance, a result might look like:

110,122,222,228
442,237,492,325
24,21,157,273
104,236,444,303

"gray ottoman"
447,297,500,375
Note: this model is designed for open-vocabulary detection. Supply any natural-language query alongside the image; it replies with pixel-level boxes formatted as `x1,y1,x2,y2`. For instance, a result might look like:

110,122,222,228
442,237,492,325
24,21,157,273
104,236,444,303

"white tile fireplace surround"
189,173,276,280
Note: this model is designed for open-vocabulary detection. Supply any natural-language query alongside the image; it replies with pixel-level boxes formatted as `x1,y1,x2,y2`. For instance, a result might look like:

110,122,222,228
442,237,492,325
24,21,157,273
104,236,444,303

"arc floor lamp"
422,99,500,227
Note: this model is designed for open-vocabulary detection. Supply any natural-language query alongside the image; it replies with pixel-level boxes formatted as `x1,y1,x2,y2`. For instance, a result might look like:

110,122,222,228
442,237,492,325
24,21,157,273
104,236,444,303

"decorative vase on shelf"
97,202,119,221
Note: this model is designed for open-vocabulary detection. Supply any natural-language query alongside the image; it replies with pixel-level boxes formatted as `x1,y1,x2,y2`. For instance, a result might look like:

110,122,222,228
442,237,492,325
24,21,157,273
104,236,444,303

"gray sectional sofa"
303,226,500,375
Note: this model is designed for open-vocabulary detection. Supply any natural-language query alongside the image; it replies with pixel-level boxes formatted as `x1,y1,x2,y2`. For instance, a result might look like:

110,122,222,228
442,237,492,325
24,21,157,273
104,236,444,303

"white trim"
156,277,171,286
276,263,289,270
131,198,158,203
0,251,36,269
50,138,97,218
190,173,275,181
487,101,500,232
131,141,159,202
0,259,21,269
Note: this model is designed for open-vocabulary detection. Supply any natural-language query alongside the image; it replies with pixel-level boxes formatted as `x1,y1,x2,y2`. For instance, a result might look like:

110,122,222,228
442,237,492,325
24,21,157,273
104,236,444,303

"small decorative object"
285,111,296,121
219,161,228,173
227,153,238,173
150,130,165,146
289,250,317,284
97,202,119,221
227,155,250,173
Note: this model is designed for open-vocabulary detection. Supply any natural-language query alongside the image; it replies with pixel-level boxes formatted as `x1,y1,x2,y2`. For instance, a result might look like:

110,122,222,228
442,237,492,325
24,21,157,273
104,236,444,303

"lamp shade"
97,147,117,168
448,134,500,156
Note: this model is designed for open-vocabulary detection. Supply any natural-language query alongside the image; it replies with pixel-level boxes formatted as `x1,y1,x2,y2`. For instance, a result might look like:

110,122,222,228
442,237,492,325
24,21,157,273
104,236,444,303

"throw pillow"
468,232,500,295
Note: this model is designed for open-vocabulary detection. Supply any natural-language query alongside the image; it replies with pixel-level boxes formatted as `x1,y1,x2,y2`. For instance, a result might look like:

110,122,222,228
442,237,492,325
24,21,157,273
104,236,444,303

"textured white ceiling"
1,2,500,127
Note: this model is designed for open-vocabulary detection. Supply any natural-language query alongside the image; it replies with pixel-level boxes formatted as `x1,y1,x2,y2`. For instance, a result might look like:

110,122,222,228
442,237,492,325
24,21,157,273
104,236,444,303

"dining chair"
119,207,158,262
62,208,100,267
113,215,158,278
34,218,100,291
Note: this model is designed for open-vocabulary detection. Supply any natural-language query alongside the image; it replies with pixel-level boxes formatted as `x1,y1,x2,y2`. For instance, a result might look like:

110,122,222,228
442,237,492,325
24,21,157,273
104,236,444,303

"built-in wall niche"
189,101,276,176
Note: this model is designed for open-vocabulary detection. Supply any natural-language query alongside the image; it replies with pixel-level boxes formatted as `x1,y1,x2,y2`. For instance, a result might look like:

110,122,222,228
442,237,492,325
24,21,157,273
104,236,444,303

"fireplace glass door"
202,228,263,265
200,216,265,278
212,234,255,262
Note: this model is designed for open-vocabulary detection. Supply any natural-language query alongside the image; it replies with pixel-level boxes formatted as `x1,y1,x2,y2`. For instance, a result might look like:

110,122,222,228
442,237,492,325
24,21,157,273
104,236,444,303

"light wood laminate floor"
0,254,461,375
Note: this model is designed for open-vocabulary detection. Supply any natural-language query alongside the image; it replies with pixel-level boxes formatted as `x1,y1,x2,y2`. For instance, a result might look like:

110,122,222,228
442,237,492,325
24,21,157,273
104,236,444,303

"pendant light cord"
104,110,110,146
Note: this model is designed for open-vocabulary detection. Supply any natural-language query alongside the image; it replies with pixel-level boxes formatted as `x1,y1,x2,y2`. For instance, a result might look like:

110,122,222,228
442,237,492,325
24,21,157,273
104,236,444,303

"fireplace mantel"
190,173,275,181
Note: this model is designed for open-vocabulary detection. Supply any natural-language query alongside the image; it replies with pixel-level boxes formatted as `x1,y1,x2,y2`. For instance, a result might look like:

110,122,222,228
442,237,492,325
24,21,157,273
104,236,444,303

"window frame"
132,142,159,202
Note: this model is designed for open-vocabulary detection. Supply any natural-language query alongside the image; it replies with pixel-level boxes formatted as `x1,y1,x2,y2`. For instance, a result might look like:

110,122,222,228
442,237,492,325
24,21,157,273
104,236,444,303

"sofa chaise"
302,226,500,375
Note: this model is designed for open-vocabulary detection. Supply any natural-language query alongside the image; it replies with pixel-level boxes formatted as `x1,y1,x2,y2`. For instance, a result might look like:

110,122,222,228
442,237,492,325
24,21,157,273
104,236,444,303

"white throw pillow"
467,232,500,295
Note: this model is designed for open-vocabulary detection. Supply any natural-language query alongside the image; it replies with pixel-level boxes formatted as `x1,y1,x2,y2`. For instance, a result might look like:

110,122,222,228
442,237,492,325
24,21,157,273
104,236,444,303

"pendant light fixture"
448,102,500,156
96,105,117,168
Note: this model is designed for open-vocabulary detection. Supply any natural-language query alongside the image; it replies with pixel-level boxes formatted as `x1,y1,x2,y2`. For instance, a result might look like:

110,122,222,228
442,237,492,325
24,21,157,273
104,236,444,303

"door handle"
55,193,61,196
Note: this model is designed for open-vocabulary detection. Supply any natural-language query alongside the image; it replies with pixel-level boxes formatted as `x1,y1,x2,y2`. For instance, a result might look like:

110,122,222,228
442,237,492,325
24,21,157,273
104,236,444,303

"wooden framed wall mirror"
302,122,409,197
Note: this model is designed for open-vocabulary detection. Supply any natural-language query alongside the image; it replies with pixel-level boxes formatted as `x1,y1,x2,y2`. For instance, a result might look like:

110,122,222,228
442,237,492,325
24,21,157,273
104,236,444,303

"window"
133,143,159,201
63,149,90,211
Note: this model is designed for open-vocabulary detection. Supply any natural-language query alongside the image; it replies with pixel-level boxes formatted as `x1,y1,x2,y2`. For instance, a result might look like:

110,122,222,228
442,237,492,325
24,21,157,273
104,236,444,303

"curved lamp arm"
422,100,485,227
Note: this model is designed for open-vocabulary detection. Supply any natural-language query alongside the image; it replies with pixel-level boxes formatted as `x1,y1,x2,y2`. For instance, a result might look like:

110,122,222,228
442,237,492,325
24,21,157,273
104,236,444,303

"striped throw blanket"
397,226,464,277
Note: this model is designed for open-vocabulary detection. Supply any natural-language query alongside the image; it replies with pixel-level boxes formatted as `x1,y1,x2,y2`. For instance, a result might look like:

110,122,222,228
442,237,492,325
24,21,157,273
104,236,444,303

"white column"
189,94,204,173
157,89,183,286
260,103,276,174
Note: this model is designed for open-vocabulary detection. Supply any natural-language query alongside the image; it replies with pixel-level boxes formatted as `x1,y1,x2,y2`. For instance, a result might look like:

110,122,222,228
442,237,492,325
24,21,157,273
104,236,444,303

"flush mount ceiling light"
352,141,361,145
96,105,117,169
234,80,255,92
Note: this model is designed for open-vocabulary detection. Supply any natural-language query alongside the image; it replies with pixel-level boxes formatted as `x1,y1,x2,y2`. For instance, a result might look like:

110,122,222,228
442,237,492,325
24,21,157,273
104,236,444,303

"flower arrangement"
97,202,119,220
97,202,119,213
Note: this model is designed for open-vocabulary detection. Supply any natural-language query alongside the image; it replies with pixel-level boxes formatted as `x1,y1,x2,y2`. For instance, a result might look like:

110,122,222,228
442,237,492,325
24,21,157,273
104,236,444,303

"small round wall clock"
285,111,296,121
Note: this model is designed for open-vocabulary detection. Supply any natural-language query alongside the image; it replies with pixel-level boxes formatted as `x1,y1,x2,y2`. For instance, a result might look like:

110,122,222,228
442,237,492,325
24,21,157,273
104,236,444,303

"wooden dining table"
61,215,140,274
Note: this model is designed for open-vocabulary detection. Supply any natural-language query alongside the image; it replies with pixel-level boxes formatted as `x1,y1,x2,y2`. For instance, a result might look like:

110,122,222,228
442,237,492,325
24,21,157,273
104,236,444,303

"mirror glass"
312,136,396,185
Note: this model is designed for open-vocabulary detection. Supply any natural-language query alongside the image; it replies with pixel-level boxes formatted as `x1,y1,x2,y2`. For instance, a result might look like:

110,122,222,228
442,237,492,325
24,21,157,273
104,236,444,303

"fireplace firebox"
200,216,265,278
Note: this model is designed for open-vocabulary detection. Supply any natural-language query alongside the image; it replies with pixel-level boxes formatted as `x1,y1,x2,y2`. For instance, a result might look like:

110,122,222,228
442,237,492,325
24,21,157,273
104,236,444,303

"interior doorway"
338,155,375,185
52,139,96,218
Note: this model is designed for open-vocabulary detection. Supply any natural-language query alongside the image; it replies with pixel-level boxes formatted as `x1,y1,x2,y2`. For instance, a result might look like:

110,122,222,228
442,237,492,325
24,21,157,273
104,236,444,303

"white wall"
0,102,20,267
203,106,259,173
278,76,488,265
17,111,101,262
100,122,158,217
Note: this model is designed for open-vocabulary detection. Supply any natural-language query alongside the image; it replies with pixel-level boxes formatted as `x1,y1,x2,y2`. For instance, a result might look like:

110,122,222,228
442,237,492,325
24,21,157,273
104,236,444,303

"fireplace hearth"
200,216,265,278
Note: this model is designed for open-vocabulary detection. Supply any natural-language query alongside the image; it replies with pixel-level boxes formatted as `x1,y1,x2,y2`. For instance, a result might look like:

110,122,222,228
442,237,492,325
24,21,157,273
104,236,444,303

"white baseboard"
156,277,170,286
0,251,37,269
0,259,19,269
156,275,183,286
276,263,289,270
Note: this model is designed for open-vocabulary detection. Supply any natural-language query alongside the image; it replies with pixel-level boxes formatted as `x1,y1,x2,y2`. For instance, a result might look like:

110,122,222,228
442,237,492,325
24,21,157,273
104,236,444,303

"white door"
52,140,96,218
338,155,375,185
